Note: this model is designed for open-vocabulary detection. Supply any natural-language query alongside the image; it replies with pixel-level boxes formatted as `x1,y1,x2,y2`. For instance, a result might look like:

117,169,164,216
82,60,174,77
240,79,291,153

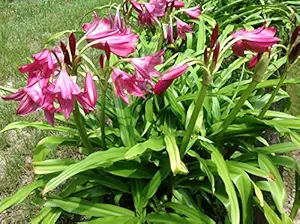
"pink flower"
19,49,61,87
183,5,201,19
129,50,164,80
112,68,144,104
83,13,138,57
52,68,82,119
130,0,167,26
2,81,44,115
154,64,189,95
77,73,98,113
176,18,194,40
232,25,280,57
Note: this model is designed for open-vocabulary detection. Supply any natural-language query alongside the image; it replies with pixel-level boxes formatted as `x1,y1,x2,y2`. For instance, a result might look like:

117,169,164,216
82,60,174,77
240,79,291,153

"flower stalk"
217,53,270,137
73,102,93,154
180,69,212,157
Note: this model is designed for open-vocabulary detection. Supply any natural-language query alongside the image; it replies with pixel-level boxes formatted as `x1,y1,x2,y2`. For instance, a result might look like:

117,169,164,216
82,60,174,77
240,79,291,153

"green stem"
258,63,292,119
218,79,259,137
180,83,210,157
73,102,93,154
290,171,300,219
100,82,107,150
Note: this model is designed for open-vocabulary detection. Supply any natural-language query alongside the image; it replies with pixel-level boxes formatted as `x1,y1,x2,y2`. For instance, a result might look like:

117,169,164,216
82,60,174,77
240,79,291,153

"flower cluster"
2,37,97,126
127,0,200,42
83,10,139,58
113,50,189,104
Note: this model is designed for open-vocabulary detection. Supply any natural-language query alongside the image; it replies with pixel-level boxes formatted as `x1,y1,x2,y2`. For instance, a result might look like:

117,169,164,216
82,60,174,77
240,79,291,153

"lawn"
0,0,299,223
0,0,117,222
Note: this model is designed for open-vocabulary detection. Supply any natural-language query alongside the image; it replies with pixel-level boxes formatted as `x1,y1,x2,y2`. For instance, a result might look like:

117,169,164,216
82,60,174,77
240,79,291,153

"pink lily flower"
77,72,98,113
129,50,164,80
52,68,82,119
176,18,194,40
232,25,280,57
19,49,61,87
2,81,44,115
129,0,167,26
83,13,138,57
183,5,201,19
154,64,189,95
112,68,144,104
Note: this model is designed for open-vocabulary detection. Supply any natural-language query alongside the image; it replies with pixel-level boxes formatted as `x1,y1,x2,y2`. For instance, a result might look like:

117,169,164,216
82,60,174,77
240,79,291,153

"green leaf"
33,159,76,174
0,121,77,135
255,142,298,154
201,142,240,224
145,98,154,123
41,208,62,224
138,164,170,209
164,132,188,175
196,17,206,53
227,161,268,178
214,57,248,88
79,216,141,224
166,90,186,123
0,179,45,213
145,212,200,224
258,154,286,213
30,207,52,224
104,161,156,179
254,197,282,224
228,167,253,224
45,197,135,217
33,136,77,162
46,30,75,44
43,147,128,194
163,202,215,224
115,97,136,147
188,150,215,193
124,137,165,159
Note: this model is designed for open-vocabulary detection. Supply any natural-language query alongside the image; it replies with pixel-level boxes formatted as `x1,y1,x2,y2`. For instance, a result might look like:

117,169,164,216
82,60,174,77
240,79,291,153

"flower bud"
213,42,220,64
69,33,76,57
210,24,219,48
99,54,104,69
60,41,71,65
104,42,111,60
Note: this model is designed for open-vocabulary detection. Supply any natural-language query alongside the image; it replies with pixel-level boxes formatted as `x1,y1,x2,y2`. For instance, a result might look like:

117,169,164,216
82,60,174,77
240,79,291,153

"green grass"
0,0,116,222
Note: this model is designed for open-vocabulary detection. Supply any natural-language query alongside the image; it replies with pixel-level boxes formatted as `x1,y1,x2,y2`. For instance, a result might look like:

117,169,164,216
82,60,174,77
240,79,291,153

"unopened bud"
210,24,219,48
99,54,104,69
60,41,71,65
104,42,111,60
69,33,76,57
212,42,220,64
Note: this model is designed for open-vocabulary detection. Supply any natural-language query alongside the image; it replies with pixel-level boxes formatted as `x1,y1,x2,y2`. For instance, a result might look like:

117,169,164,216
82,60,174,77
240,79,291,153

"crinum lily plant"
1,0,300,223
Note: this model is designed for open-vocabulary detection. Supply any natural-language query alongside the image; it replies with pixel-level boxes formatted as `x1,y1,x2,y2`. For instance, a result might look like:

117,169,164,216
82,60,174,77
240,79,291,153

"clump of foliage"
0,0,300,223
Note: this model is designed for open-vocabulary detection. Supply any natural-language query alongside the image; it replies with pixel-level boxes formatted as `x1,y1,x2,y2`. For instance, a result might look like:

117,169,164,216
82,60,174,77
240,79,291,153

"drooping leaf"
201,142,240,224
44,197,135,217
0,179,45,213
258,154,286,213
